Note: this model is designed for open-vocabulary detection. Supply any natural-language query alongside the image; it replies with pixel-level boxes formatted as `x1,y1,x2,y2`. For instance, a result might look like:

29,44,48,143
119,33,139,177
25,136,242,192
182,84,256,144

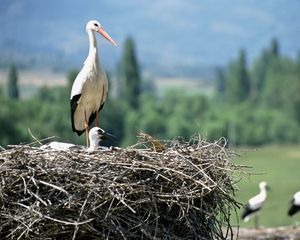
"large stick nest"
0,135,241,240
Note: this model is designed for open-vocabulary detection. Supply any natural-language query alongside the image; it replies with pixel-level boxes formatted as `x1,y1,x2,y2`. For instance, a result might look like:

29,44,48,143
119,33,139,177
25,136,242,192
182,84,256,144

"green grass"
231,144,300,227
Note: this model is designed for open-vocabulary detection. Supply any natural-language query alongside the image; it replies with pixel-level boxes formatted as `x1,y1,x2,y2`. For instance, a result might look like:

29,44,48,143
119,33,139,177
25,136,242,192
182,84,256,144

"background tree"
7,64,19,100
226,49,251,104
251,38,280,101
270,37,279,57
215,67,226,100
251,50,270,100
120,37,141,110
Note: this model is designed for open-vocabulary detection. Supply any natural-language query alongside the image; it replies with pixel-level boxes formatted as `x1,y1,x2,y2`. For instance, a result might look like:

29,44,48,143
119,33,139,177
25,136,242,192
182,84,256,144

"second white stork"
241,181,269,228
70,20,117,146
288,191,300,217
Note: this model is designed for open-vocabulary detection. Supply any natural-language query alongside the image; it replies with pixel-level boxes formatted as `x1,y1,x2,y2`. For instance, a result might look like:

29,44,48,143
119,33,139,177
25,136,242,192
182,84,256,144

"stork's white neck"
259,186,267,200
86,29,100,67
89,140,98,149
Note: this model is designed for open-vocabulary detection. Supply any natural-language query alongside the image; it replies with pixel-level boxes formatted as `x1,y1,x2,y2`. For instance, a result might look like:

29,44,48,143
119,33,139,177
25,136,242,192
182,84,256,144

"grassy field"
231,144,300,228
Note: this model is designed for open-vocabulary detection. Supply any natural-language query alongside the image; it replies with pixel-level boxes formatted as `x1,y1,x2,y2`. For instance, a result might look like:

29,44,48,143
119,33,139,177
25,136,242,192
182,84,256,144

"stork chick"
41,127,113,152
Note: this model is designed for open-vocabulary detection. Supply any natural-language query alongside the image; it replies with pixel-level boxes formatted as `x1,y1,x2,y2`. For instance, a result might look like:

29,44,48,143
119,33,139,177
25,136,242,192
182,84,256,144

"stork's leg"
254,215,259,229
84,111,89,147
85,123,89,147
290,216,299,228
96,111,99,127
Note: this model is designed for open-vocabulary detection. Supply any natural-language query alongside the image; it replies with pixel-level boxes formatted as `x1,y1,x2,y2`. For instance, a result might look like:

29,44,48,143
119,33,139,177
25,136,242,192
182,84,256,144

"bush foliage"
0,38,300,147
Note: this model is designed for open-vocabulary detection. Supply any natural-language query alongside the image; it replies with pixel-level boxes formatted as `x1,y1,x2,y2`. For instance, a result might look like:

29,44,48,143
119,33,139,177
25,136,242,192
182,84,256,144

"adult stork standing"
241,181,269,228
70,20,117,146
288,191,300,217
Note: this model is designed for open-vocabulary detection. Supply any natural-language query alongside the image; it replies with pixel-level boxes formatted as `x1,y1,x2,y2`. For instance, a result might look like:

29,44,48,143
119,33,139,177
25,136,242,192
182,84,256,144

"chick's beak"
98,130,115,140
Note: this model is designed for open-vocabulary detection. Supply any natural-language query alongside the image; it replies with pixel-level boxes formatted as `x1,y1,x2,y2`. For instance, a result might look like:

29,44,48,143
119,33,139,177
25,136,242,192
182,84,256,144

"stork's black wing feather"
241,203,260,220
70,94,85,136
99,102,105,111
288,201,300,216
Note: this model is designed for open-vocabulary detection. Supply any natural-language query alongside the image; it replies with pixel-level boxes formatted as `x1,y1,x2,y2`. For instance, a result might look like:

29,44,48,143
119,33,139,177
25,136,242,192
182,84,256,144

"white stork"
288,191,300,217
41,127,113,152
70,20,117,146
241,181,269,228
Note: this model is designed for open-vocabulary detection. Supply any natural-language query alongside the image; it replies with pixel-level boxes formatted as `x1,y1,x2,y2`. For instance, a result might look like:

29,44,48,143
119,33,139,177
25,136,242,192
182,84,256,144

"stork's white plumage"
242,181,269,228
70,20,117,146
288,191,300,217
41,127,112,152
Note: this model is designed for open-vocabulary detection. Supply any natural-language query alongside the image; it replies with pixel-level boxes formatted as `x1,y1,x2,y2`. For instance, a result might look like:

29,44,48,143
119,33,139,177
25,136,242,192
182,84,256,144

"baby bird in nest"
138,131,166,152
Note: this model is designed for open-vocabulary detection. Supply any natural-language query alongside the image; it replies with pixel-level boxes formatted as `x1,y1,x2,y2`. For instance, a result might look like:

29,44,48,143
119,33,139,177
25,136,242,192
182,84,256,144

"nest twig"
0,135,241,240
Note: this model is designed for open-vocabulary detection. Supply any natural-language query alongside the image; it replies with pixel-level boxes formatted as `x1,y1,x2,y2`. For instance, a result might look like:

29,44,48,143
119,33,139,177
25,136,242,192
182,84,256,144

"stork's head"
89,127,114,147
259,181,270,191
86,20,117,46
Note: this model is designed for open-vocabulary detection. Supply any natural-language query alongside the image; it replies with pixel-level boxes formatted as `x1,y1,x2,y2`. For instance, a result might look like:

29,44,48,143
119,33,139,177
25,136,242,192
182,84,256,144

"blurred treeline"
0,37,300,147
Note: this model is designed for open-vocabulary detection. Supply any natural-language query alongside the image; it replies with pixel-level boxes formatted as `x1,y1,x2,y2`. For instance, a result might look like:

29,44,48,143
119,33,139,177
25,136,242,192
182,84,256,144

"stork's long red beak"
98,28,117,47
